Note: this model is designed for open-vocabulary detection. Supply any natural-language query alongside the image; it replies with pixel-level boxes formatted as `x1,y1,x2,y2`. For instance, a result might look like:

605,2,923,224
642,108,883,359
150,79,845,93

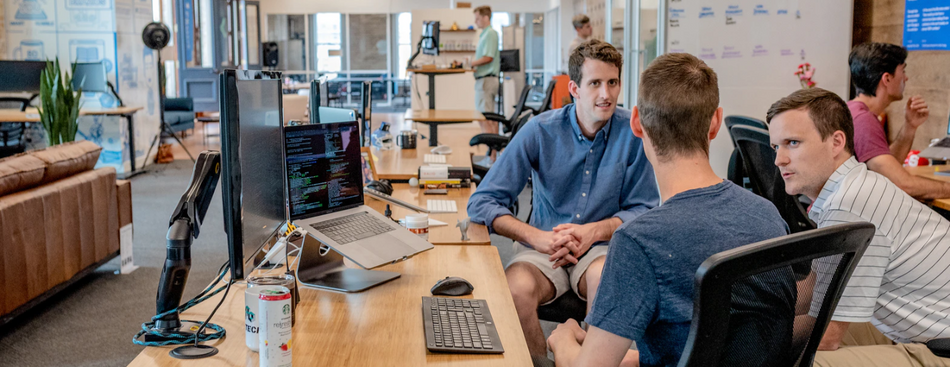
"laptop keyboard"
934,137,950,148
311,212,394,244
423,297,504,354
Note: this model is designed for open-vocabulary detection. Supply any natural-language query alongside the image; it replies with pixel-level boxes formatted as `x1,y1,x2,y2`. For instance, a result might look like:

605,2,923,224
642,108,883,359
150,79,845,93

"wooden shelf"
441,29,476,32
441,50,476,53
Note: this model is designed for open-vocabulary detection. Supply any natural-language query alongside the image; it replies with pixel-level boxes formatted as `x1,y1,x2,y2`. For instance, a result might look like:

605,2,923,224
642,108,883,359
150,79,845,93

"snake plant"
38,59,82,146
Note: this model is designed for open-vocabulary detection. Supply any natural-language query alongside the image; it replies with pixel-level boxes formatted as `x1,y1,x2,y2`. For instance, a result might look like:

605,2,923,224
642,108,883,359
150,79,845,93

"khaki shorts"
474,77,498,113
814,322,950,367
506,242,609,305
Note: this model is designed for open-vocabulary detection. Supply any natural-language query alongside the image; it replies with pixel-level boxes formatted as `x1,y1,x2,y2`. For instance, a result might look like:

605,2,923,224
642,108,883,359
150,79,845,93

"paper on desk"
399,218,448,227
427,163,453,167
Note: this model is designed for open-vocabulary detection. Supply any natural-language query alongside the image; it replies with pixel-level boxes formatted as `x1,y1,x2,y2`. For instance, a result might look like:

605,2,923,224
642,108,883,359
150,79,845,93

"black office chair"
532,80,557,116
677,222,874,367
0,97,31,158
469,110,533,185
482,85,533,134
724,116,768,189
731,125,815,234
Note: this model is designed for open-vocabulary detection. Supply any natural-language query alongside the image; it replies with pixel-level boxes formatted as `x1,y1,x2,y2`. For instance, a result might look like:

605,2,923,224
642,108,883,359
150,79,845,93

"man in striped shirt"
768,88,950,367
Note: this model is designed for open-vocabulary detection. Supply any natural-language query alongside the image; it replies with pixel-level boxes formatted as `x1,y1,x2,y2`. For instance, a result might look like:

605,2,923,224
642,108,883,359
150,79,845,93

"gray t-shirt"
587,181,796,367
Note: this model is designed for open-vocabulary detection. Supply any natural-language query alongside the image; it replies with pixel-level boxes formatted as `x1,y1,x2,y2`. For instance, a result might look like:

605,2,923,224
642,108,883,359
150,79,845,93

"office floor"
0,113,550,367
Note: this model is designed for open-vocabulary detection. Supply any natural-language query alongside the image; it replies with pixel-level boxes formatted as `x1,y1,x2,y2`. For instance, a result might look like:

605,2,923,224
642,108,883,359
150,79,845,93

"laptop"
920,117,950,160
285,121,433,270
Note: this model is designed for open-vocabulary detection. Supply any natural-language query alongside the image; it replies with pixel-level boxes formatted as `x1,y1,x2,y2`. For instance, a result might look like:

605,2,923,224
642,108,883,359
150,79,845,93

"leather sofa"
163,97,196,134
0,141,129,326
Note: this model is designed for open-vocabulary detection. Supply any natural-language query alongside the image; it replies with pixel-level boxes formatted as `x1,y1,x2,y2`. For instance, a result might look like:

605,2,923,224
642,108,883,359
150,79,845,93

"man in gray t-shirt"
547,53,795,367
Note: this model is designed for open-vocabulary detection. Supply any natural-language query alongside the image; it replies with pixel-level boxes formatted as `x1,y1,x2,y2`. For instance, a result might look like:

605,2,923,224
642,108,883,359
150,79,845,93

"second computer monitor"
72,61,108,92
219,69,287,280
0,60,47,93
422,21,440,56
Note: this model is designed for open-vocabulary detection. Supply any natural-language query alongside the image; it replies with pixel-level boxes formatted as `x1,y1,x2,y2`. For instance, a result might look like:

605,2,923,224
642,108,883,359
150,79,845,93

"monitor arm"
406,37,429,71
107,81,125,107
154,151,222,330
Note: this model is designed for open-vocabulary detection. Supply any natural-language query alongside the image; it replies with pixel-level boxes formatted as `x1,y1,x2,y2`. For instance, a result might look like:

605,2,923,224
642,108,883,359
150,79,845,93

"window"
491,12,510,50
395,12,412,78
315,13,343,72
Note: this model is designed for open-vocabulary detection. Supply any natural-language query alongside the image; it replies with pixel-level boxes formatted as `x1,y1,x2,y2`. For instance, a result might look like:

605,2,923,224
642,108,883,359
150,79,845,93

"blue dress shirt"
467,104,659,248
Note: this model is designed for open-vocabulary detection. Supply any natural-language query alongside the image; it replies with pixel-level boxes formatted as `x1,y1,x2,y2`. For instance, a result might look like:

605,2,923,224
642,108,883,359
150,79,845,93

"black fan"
141,22,195,171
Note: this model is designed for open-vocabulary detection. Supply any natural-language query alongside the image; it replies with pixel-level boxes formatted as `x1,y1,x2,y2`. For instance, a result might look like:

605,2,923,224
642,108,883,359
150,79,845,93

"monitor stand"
295,242,400,293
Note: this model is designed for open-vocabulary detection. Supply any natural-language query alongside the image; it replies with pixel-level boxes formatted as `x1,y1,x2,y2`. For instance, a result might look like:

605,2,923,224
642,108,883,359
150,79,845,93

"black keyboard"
311,212,394,244
422,297,504,354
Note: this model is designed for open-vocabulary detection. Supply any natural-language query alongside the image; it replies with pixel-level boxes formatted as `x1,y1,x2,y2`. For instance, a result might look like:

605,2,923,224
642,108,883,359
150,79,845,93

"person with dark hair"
467,39,659,358
472,6,500,136
848,42,950,199
768,88,950,367
546,53,795,367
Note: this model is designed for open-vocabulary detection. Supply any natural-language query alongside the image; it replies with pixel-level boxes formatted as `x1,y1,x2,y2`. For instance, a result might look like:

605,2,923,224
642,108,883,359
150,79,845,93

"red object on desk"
905,150,930,167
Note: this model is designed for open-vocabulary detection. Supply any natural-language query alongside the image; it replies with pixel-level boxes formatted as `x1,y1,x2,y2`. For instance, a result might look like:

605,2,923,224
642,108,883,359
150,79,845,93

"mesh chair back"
0,98,30,152
536,80,556,115
678,222,875,367
724,116,768,147
724,116,767,189
731,125,815,234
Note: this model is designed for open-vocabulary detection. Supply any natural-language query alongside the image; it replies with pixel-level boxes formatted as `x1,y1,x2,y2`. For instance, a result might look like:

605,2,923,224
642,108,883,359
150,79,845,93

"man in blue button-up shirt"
467,40,659,357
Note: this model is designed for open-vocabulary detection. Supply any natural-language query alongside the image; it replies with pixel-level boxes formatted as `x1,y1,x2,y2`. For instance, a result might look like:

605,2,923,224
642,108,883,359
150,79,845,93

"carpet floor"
0,159,544,366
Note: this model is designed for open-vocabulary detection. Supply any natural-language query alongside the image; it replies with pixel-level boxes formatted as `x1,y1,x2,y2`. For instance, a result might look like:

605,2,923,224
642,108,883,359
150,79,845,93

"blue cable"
132,264,231,347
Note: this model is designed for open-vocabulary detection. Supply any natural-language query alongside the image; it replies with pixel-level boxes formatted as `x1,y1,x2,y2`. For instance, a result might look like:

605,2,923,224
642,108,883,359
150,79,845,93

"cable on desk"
132,261,231,347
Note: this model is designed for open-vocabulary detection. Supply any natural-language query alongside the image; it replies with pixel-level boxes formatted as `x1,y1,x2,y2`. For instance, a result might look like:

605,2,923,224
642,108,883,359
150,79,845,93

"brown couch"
0,141,128,326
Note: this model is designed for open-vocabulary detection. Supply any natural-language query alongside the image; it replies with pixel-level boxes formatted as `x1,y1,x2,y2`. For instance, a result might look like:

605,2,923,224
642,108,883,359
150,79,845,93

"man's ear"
568,79,579,99
831,130,848,158
708,107,724,141
630,106,644,138
880,72,894,93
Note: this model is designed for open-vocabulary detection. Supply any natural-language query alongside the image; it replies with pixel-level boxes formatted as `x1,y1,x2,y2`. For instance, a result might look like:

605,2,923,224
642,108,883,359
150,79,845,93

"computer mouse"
365,179,393,195
430,145,453,155
431,276,474,296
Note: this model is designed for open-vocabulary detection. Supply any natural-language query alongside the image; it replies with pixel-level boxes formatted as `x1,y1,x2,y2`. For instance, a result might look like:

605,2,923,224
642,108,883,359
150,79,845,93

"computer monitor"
219,69,287,280
0,60,47,93
71,61,108,92
284,121,363,221
359,81,372,147
499,50,521,72
422,21,440,56
309,79,331,123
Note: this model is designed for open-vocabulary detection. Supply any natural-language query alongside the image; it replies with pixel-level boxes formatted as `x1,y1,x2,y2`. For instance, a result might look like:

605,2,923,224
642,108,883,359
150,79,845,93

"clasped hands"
530,222,605,269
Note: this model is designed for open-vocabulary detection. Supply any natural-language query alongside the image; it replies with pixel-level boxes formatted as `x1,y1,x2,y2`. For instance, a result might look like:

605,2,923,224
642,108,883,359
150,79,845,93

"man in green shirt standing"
472,5,500,134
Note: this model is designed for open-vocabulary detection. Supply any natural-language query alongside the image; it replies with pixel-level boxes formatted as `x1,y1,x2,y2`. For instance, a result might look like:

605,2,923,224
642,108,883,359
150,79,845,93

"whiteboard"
664,0,853,177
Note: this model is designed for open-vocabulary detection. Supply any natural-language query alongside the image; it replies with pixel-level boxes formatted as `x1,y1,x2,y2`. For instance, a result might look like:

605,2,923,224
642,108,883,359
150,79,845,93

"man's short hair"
849,42,907,97
637,53,719,160
766,88,855,155
473,6,492,18
568,40,623,85
572,14,590,29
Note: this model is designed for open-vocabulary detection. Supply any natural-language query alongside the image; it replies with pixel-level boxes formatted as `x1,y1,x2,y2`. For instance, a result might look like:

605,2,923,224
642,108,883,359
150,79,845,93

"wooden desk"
365,183,489,245
405,109,485,147
906,165,950,211
0,107,145,176
407,69,472,110
127,246,531,367
374,121,484,181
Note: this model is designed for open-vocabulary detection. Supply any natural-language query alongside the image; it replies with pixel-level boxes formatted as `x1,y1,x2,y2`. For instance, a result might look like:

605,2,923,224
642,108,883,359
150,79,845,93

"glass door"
176,0,225,112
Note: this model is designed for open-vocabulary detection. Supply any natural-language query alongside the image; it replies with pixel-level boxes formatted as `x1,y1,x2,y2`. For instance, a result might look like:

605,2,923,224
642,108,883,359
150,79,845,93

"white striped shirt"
809,157,950,343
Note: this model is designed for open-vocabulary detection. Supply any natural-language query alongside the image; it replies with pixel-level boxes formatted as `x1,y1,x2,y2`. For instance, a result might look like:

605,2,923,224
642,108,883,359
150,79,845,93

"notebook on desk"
285,121,433,270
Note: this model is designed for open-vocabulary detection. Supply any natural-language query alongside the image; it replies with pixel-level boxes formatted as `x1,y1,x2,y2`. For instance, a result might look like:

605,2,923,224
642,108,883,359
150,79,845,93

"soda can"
245,279,292,351
259,286,293,367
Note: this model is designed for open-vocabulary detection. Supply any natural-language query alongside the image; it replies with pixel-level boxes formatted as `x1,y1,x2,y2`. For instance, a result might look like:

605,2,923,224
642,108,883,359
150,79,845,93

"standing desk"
906,165,950,211
0,107,145,177
407,68,470,111
127,245,532,367
364,183,490,246
404,109,485,147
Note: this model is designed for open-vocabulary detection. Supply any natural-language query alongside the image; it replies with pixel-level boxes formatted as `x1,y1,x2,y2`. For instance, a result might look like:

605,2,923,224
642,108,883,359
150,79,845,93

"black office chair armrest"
481,112,506,122
469,134,510,148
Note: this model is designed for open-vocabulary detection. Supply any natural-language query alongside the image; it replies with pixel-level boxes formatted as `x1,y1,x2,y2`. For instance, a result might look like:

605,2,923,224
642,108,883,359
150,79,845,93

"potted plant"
38,58,82,146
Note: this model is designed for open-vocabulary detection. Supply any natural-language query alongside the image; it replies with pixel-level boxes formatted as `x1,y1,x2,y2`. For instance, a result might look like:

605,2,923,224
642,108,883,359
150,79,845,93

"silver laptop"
285,121,433,270
920,118,950,160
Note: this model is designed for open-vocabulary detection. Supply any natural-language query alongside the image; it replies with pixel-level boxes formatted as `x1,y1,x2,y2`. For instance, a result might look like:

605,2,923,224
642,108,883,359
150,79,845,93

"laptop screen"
285,121,364,220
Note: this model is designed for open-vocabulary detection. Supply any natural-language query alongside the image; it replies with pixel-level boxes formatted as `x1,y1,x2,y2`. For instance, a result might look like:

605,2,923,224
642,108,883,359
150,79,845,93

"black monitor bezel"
0,60,47,94
71,61,108,93
219,69,287,280
422,21,440,56
284,120,364,221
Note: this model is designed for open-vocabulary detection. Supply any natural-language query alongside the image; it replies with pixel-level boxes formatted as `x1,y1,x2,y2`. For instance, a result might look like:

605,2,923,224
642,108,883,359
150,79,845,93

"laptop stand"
295,243,400,293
